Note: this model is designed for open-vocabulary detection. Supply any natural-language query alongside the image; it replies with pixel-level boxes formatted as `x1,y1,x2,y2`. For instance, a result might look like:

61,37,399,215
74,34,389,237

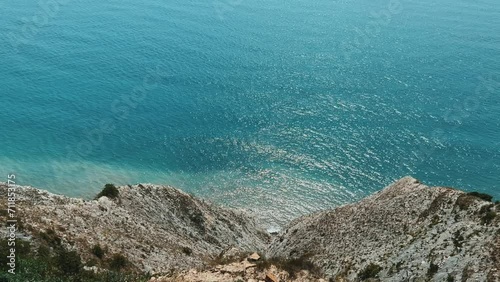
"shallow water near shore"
1,0,499,225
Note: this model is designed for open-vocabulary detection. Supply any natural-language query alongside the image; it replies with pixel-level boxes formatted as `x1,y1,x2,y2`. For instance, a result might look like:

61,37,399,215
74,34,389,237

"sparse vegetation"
207,251,251,267
358,263,382,280
182,246,192,256
479,204,494,214
255,254,322,279
467,192,493,202
0,238,31,272
57,249,83,275
427,263,439,277
92,244,105,259
420,192,450,220
95,184,119,199
0,258,149,282
0,208,9,217
39,228,62,247
455,194,479,210
0,232,147,282
109,253,129,270
37,244,51,258
481,211,497,225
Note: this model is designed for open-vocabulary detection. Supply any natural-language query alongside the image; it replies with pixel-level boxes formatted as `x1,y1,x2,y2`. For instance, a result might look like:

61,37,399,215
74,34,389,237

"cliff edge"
267,177,500,281
0,183,269,275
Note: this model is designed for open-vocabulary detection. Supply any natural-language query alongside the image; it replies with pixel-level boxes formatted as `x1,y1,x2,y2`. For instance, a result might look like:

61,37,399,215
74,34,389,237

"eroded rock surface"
0,183,269,274
1,177,498,281
267,177,500,281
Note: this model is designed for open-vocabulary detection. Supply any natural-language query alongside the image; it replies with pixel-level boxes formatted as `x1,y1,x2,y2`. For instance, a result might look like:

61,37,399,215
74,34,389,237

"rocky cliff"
1,177,499,282
0,183,269,275
267,177,500,281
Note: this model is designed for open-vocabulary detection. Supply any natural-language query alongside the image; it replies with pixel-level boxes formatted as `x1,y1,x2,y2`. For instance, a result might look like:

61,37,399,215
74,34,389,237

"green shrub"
37,244,51,258
467,192,493,202
0,238,31,272
427,263,439,277
92,244,105,259
0,242,148,282
0,209,8,217
0,255,148,282
86,258,99,267
96,184,119,199
182,246,192,256
479,204,494,214
109,254,128,270
39,228,62,247
56,249,82,275
481,211,497,225
2,257,52,281
16,240,31,256
358,263,382,280
455,195,475,210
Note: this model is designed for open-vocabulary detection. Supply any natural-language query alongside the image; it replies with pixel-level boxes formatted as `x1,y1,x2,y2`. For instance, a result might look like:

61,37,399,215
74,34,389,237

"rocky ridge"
267,177,500,281
0,183,269,275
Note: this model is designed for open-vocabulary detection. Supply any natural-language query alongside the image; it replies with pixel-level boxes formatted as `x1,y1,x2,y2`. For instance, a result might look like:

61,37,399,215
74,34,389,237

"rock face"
1,177,499,281
266,177,500,281
1,183,269,274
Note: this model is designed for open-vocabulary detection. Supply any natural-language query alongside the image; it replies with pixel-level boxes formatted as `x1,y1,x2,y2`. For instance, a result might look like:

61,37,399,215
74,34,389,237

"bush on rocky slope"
95,184,119,199
0,238,149,282
467,191,493,202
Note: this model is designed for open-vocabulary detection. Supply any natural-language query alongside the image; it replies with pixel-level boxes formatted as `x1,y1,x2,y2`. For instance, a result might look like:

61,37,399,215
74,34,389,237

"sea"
1,0,499,226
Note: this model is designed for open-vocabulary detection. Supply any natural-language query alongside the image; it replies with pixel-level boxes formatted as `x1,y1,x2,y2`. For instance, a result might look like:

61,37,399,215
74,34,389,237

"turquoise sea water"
1,0,499,225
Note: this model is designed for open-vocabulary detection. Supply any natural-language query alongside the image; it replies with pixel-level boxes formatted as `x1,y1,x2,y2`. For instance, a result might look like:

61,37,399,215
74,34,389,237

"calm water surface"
1,0,499,225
